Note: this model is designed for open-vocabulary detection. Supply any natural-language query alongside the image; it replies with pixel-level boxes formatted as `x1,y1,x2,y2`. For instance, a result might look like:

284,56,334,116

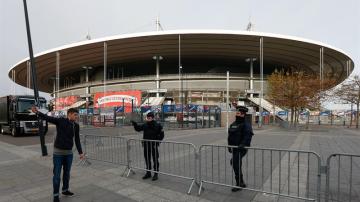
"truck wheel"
11,128,18,137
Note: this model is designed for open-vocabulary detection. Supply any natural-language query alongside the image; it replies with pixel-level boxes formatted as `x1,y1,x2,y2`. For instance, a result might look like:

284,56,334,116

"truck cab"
0,95,48,137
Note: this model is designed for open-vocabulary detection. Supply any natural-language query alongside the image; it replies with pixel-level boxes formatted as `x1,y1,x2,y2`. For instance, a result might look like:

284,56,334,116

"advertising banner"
163,105,175,113
53,96,79,110
188,104,198,112
94,91,142,112
141,106,152,113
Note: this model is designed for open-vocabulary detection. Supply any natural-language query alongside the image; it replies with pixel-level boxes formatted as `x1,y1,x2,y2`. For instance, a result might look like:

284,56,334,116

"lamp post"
152,56,163,97
22,0,47,156
49,77,56,111
82,66,92,123
82,66,92,94
179,65,184,128
245,58,257,98
259,37,264,128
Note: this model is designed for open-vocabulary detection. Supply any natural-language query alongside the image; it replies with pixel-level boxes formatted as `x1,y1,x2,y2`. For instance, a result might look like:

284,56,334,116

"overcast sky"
1,0,359,109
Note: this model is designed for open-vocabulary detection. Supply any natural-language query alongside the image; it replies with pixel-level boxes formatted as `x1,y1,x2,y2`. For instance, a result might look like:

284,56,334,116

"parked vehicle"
0,95,48,137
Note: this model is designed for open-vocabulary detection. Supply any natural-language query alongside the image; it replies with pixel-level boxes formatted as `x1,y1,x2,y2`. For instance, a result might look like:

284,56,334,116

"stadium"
8,30,355,125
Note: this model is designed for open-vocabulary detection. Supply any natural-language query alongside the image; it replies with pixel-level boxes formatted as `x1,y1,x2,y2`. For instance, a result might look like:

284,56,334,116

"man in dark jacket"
228,106,253,192
131,112,163,181
32,107,84,202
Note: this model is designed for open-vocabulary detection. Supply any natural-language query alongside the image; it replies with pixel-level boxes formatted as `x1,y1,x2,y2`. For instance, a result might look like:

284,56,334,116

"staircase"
141,97,165,106
61,100,87,111
248,97,287,121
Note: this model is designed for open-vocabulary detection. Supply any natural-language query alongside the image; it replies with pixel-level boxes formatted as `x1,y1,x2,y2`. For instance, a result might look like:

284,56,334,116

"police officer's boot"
142,171,151,179
152,173,158,181
231,177,241,192
239,174,246,188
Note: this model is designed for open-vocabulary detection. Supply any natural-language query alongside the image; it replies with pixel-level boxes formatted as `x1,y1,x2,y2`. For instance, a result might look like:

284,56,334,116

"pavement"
0,125,359,202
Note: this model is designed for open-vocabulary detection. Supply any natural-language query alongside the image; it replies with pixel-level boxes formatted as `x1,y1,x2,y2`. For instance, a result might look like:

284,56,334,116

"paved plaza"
0,125,359,202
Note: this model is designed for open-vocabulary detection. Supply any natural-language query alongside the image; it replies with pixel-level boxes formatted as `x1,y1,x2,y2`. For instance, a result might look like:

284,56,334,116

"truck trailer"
0,95,48,137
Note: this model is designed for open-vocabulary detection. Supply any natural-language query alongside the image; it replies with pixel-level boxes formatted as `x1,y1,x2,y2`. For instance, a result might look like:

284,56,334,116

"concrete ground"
0,124,359,201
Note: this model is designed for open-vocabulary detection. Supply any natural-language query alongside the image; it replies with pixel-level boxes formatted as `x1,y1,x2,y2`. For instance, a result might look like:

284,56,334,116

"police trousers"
231,148,247,184
143,141,159,172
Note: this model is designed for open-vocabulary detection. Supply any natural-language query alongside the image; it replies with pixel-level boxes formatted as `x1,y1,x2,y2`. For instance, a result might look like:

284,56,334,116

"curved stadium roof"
9,30,355,93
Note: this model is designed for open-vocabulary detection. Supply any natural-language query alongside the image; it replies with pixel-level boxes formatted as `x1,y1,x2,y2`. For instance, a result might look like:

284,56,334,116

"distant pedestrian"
31,107,84,202
227,106,253,192
131,112,164,181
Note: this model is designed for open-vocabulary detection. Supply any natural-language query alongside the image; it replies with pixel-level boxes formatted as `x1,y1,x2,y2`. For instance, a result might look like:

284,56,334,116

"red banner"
94,91,142,112
53,96,79,110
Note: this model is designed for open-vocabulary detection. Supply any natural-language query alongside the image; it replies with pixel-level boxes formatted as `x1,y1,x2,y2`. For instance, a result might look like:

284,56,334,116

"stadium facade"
8,30,355,110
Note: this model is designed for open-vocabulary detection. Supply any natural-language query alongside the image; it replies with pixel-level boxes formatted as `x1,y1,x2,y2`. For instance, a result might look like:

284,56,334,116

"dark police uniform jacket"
132,121,164,142
227,121,253,148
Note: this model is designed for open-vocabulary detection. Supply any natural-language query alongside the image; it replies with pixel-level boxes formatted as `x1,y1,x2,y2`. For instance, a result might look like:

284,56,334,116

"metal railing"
58,73,263,92
198,145,321,201
83,135,128,167
325,153,360,202
80,133,360,201
126,138,197,194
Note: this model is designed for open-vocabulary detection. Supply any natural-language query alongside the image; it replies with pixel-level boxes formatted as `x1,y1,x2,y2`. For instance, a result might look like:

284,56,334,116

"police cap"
236,106,248,113
146,112,155,118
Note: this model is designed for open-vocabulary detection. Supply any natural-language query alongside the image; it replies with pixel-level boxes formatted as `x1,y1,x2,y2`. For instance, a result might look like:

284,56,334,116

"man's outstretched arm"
31,106,59,125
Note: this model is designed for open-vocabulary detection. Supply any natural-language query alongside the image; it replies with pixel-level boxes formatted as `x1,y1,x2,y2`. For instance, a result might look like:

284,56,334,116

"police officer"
227,106,253,192
131,112,164,181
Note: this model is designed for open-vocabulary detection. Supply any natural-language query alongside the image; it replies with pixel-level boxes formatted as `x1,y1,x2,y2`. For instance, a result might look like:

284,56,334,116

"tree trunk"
357,89,360,129
350,103,353,128
291,108,294,127
306,112,310,129
356,100,359,129
273,103,276,125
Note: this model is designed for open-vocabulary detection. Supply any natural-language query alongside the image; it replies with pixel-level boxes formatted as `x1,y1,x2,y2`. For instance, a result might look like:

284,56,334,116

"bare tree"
267,68,335,127
332,75,360,128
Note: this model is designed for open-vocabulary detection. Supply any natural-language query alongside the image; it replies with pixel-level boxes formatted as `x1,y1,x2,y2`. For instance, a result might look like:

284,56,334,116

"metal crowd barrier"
126,138,197,194
198,144,321,201
83,135,128,167
325,153,360,202
80,134,360,200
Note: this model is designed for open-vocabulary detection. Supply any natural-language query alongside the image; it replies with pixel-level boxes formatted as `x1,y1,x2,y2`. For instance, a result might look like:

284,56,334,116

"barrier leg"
198,181,203,195
187,179,195,195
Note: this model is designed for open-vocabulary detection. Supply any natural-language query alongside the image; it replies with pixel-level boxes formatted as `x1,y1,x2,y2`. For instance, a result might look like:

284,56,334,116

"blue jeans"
53,154,73,197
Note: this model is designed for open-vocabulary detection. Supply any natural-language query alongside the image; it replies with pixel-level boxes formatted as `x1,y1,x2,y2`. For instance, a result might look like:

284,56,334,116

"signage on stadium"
97,95,139,105
94,91,142,111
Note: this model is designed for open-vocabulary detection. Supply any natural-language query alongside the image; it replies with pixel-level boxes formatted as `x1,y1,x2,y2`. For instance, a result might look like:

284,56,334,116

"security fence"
297,115,358,127
78,105,221,129
83,135,128,166
126,139,197,194
198,145,321,201
80,134,358,201
325,153,360,202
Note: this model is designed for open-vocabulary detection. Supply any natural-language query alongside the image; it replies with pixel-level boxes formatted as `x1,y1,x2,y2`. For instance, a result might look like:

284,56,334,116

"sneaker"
152,173,158,181
62,190,74,197
53,196,60,202
142,172,152,180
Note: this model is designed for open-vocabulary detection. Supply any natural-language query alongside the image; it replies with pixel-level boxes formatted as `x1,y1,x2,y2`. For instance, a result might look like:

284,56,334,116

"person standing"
227,106,253,192
31,107,84,202
131,112,164,181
